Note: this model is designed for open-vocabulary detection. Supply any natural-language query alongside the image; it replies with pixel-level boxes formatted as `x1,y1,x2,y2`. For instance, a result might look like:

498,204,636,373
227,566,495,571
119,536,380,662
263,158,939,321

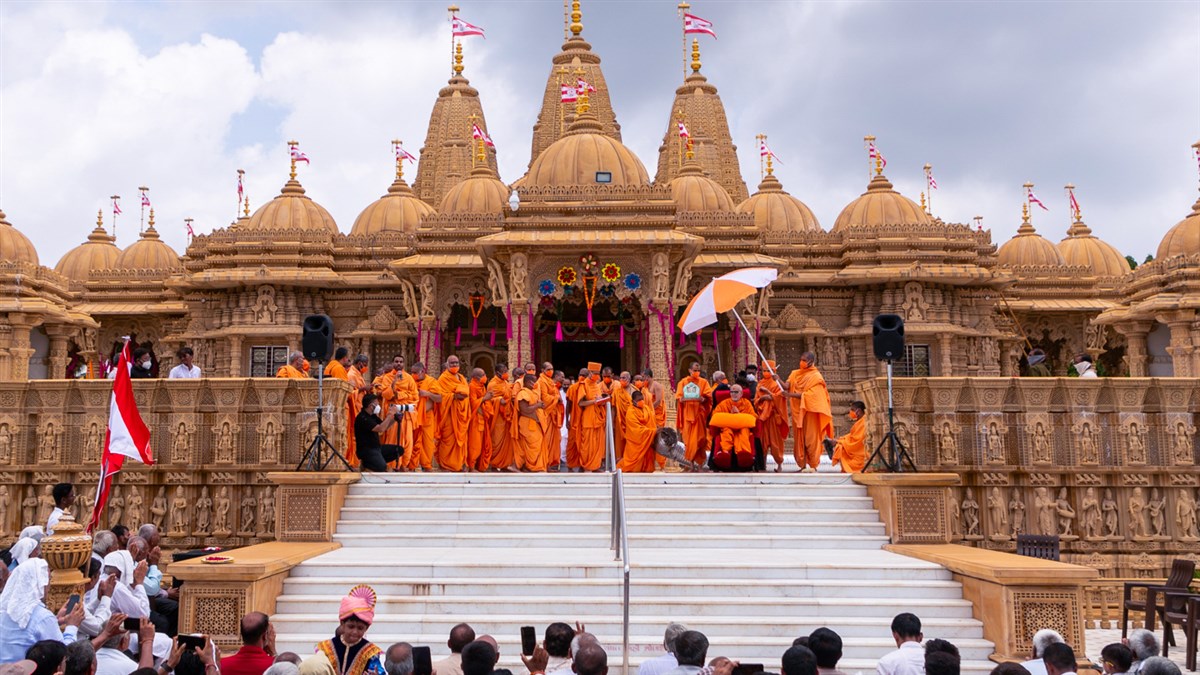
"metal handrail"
605,401,632,675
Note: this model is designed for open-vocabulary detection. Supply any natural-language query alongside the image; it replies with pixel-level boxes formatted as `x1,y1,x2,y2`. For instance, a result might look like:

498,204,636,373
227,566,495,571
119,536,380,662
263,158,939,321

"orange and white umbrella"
677,267,778,334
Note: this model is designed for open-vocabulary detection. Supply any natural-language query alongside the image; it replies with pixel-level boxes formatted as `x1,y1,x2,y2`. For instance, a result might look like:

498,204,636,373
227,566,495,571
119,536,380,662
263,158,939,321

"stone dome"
1156,195,1200,261
669,158,734,212
440,166,511,215
55,213,121,281
998,217,1066,267
735,172,822,233
351,176,436,235
114,215,183,273
243,178,338,233
526,110,649,188
832,173,932,232
1057,220,1128,277
0,209,39,266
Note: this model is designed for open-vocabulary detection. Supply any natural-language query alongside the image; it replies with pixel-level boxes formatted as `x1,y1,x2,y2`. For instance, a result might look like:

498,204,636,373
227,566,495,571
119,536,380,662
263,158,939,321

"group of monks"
278,347,870,474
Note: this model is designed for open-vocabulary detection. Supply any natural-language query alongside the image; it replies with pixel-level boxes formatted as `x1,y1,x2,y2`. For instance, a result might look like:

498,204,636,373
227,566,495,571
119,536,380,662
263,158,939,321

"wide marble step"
330,531,890,548
336,506,884,523
339,495,877,510
331,519,888,536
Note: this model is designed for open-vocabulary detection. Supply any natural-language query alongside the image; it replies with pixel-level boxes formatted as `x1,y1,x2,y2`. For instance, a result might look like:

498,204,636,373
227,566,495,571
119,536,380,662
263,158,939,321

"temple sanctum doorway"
551,340,622,377
534,293,644,375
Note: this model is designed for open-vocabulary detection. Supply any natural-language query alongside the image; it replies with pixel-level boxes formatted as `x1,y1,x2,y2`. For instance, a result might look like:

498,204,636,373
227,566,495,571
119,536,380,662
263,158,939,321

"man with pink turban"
314,585,384,675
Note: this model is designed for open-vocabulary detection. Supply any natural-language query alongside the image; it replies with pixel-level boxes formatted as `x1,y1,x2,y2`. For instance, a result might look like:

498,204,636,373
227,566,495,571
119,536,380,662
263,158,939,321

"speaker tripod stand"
296,363,356,472
865,359,917,473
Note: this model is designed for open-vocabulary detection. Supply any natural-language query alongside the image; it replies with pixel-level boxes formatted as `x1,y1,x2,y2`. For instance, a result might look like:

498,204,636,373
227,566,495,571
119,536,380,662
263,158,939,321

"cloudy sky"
1,0,1197,267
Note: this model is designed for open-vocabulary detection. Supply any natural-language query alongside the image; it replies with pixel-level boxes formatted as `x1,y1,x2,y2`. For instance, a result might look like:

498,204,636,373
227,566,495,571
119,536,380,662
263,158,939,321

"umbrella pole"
731,311,777,379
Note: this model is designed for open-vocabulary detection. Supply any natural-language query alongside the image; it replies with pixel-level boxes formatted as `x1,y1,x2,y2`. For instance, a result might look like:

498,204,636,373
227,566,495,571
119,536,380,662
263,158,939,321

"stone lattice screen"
0,378,352,548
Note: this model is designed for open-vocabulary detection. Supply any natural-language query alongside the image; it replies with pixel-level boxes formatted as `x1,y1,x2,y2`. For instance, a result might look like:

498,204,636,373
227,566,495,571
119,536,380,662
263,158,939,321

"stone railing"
856,376,1200,623
0,378,351,548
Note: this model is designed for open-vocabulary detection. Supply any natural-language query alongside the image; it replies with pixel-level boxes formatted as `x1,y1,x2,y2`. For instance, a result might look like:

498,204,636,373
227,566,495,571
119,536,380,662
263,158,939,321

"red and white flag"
560,83,578,103
1026,187,1049,211
185,221,195,238
472,123,495,148
868,141,887,169
575,77,595,95
237,172,244,201
1193,145,1200,177
678,121,690,139
86,340,154,534
451,17,485,38
395,143,417,163
926,169,938,190
759,137,781,164
1067,187,1081,218
112,197,122,216
683,13,717,38
140,192,151,207
290,146,310,164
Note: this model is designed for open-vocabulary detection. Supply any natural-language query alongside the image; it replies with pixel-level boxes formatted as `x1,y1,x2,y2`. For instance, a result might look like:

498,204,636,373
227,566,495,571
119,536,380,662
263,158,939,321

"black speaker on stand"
865,314,917,473
296,314,354,472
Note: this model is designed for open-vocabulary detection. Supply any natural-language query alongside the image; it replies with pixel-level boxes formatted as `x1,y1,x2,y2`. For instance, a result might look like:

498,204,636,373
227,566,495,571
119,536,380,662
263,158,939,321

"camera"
393,404,415,414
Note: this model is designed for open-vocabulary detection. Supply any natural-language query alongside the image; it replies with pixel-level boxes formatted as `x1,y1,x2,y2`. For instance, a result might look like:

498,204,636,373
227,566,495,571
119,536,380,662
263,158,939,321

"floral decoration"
599,284,616,298
624,272,641,291
538,280,556,296
557,266,577,286
601,262,621,283
580,253,598,274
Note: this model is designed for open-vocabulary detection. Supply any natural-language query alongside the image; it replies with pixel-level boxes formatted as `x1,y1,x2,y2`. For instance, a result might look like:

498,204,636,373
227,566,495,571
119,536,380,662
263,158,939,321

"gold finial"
920,191,927,212
468,114,481,167
685,136,694,160
874,153,883,176
570,0,582,36
392,139,403,180
147,208,155,230
288,140,299,180
691,38,701,74
1021,201,1030,224
243,195,250,217
453,41,464,76
96,209,104,229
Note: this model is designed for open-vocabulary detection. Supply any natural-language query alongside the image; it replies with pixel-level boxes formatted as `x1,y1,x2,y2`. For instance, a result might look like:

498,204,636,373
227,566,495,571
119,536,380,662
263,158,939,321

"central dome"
244,178,338,233
56,212,122,281
833,173,932,231
114,215,183,273
736,172,821,232
670,157,733,212
441,166,511,214
526,111,649,188
0,209,39,266
1156,194,1200,261
998,217,1066,267
1057,219,1128,277
351,176,436,235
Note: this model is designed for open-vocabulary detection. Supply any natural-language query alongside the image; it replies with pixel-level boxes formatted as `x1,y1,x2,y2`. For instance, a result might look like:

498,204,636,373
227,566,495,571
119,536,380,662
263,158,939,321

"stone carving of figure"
1032,423,1053,464
951,499,962,536
961,489,980,538
1148,488,1167,537
1178,490,1199,540
486,259,509,306
37,485,56,525
419,274,437,318
169,486,189,536
108,487,124,528
986,423,1005,464
673,261,694,304
126,487,144,528
194,488,212,535
988,487,1008,538
981,338,999,366
150,488,167,530
1085,322,1106,351
38,423,59,463
260,422,280,464
835,339,849,369
1009,489,1026,537
0,423,12,464
938,423,957,464
507,254,528,303
213,487,231,535
1055,487,1076,537
398,279,419,319
258,487,275,536
1102,489,1120,538
652,252,671,302
1171,422,1196,464
821,339,837,372
215,421,236,463
902,282,927,322
1126,422,1147,464
75,491,92,525
240,491,257,535
253,285,278,323
1081,487,1103,540
1034,487,1056,536
84,422,103,463
1077,422,1099,464
172,423,191,463
1129,487,1149,539
22,487,37,526
0,486,8,534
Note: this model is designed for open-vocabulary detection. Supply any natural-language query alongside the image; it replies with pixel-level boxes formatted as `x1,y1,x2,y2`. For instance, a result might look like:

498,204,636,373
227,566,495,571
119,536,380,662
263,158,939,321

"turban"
587,362,601,372
338,584,377,625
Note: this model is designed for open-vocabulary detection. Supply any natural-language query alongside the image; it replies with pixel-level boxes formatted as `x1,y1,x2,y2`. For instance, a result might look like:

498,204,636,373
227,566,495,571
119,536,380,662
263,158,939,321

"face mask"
500,373,509,381
635,401,643,408
141,361,152,369
848,411,858,421
526,369,536,376
747,374,757,381
448,366,460,375
635,382,646,390
373,405,382,415
544,367,553,375
603,376,612,385
590,374,599,383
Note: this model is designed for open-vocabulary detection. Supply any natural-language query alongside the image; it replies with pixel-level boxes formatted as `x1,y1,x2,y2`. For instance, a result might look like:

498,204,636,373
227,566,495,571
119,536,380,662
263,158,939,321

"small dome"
526,110,649,188
1057,220,1129,277
244,178,338,233
114,214,183,273
998,218,1066,267
832,173,932,231
670,158,734,212
351,176,436,235
736,172,821,233
55,212,121,281
1156,195,1200,261
440,166,511,215
0,209,39,266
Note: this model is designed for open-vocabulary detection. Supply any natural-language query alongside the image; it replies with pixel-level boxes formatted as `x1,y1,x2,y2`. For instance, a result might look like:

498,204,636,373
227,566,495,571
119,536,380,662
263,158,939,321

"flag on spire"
185,221,195,238
237,172,244,201
1026,186,1049,211
683,13,717,38
926,168,938,190
140,193,151,207
868,141,887,169
112,197,122,216
1067,187,1081,219
395,143,417,163
472,123,495,148
575,77,596,95
759,137,782,164
678,121,690,140
451,16,486,38
290,145,310,164
86,340,154,533
560,83,578,103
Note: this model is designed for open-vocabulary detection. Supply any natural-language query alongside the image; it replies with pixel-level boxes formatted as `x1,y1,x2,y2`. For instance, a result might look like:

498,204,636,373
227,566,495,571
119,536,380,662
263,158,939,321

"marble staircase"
272,473,995,674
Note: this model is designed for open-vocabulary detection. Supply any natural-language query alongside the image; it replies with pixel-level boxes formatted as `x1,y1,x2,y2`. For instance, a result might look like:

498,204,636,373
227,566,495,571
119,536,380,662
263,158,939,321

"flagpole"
675,110,684,169
564,0,570,40
557,66,569,136
756,134,764,181
677,2,690,82
468,114,479,168
448,5,459,77
1023,181,1035,225
864,135,875,180
185,218,194,243
236,169,245,220
138,186,148,232
1065,183,1077,223
923,164,932,217
110,195,120,242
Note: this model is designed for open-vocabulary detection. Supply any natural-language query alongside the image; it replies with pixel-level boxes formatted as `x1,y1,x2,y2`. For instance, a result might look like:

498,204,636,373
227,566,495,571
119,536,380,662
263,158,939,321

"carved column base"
267,472,360,542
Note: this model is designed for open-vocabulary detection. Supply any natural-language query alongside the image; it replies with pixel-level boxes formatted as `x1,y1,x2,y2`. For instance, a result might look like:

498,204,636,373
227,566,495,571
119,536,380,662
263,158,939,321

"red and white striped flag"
140,192,151,207
868,141,887,169
678,121,690,139
290,145,310,164
683,13,717,38
451,17,485,38
237,172,244,201
112,197,122,216
575,77,595,96
560,83,578,103
185,221,195,238
86,340,154,534
396,143,417,163
1067,187,1081,218
472,123,495,148
1193,145,1200,177
926,169,938,190
1026,186,1049,211
759,137,782,164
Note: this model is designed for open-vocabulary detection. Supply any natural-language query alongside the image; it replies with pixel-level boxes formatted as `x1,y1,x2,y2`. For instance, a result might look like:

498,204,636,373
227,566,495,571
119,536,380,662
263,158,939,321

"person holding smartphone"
355,394,405,472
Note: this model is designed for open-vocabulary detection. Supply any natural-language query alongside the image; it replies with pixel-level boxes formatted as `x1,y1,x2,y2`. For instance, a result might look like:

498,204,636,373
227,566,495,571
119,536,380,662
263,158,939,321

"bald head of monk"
445,355,461,373
392,354,405,371
512,367,525,380
631,390,645,405
800,351,817,369
471,367,486,382
542,362,554,375
523,373,537,388
578,368,589,381
620,371,631,385
730,384,743,401
354,354,369,370
689,362,701,377
410,362,426,379
288,351,304,368
495,363,508,377
554,371,565,386
572,642,608,675
524,363,536,376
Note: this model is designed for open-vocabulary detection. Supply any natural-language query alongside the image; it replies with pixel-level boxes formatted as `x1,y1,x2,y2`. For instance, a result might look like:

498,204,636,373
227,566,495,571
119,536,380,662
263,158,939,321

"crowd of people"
287,348,869,475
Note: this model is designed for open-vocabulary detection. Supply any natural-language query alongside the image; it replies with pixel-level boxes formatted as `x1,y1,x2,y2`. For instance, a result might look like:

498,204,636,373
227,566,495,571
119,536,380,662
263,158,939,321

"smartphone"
521,626,537,656
732,664,763,675
123,617,142,631
64,594,80,614
413,646,432,675
178,634,207,652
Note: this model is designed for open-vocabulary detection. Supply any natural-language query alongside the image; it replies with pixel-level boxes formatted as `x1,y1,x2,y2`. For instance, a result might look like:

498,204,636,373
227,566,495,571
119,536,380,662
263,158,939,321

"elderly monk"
830,400,869,473
276,351,308,378
537,362,561,469
618,390,657,473
411,362,441,472
315,585,383,675
783,351,835,472
712,383,756,462
610,371,633,460
564,368,587,471
389,358,420,470
435,355,470,472
466,368,494,471
487,363,514,472
675,362,714,465
544,371,566,469
575,361,608,472
516,373,547,472
754,360,790,472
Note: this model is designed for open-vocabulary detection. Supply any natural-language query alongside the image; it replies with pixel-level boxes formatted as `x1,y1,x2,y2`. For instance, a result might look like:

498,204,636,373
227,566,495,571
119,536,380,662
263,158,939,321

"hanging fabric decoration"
434,318,442,349
583,275,597,329
505,303,513,340
732,320,740,351
528,306,535,362
455,326,462,347
619,323,625,349
469,292,485,336
555,302,564,342
489,308,497,347
697,330,703,355
713,327,719,357
416,317,424,362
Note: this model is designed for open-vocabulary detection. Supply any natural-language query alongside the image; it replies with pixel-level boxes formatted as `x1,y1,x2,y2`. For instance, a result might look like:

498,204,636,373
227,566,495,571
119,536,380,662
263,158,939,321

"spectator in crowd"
664,631,709,675
110,527,130,551
1100,644,1133,675
876,613,924,675
46,484,75,534
221,612,277,675
807,628,845,675
638,623,688,675
130,349,155,380
781,645,817,675
1,660,37,675
991,665,1032,675
80,559,117,639
313,587,383,675
384,643,413,675
25,640,67,675
354,394,404,472
1123,630,1160,674
1137,658,1180,675
542,622,575,675
265,664,299,675
460,641,498,675
571,644,608,675
101,551,149,621
0,560,83,660
924,640,959,660
925,653,959,675
168,637,219,675
95,619,155,675
1042,643,1077,675
1023,630,1065,675
275,654,303,666
432,624,476,675
65,639,97,675
7,535,40,572
92,532,118,567
169,348,202,379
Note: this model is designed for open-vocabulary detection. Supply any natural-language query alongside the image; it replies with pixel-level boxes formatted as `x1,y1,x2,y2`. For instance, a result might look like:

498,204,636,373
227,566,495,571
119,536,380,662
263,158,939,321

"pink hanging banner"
619,324,625,349
434,318,442,349
696,331,703,355
528,306,536,363
713,327,719,357
587,308,593,330
555,320,564,341
505,303,513,340
471,315,478,336
732,322,740,351
455,325,462,347
489,323,496,347
415,317,424,361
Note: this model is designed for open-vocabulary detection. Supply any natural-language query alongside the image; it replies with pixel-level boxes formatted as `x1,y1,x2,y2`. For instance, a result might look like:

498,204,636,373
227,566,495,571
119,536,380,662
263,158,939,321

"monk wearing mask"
575,362,609,472
411,362,441,471
754,360,790,472
712,384,755,461
674,362,713,465
436,355,470,471
516,373,546,472
783,352,834,472
389,357,420,471
487,364,514,471
467,368,494,471
828,401,869,473
618,390,657,473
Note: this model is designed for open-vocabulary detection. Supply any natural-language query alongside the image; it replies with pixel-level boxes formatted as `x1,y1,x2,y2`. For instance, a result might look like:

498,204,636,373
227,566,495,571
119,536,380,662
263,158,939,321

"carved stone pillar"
45,326,70,380
1166,318,1196,378
646,301,672,387
939,334,954,377
1116,323,1151,377
6,314,38,381
228,336,244,377
505,301,532,369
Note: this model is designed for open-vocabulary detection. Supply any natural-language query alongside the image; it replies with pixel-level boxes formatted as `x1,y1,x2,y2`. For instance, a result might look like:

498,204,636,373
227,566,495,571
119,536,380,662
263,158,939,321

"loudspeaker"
872,314,905,361
302,314,334,362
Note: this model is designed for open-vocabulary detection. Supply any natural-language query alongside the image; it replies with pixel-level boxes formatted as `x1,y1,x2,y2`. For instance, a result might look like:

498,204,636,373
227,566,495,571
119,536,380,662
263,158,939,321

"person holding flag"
87,339,154,534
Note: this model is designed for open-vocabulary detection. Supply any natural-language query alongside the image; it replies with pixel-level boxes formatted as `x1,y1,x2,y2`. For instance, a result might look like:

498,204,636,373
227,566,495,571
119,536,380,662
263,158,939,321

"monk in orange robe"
575,361,607,472
467,368,494,471
275,352,308,378
436,355,470,472
508,366,530,470
515,373,546,472
674,362,713,465
618,390,657,473
753,360,790,472
372,356,406,449
642,369,667,429
564,369,587,470
536,362,561,469
711,384,756,460
411,362,441,471
323,348,354,464
346,355,371,466
487,364,514,471
609,371,633,461
831,401,869,474
543,371,566,470
783,351,835,472
389,359,420,470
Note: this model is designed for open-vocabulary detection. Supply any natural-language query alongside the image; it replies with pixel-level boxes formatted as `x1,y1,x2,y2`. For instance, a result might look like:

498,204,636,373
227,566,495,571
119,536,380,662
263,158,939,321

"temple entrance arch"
535,296,643,374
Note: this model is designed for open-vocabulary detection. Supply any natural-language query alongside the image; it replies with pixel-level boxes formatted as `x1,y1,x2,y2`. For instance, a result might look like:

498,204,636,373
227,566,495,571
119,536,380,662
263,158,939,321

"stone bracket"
854,473,961,544
268,471,360,542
